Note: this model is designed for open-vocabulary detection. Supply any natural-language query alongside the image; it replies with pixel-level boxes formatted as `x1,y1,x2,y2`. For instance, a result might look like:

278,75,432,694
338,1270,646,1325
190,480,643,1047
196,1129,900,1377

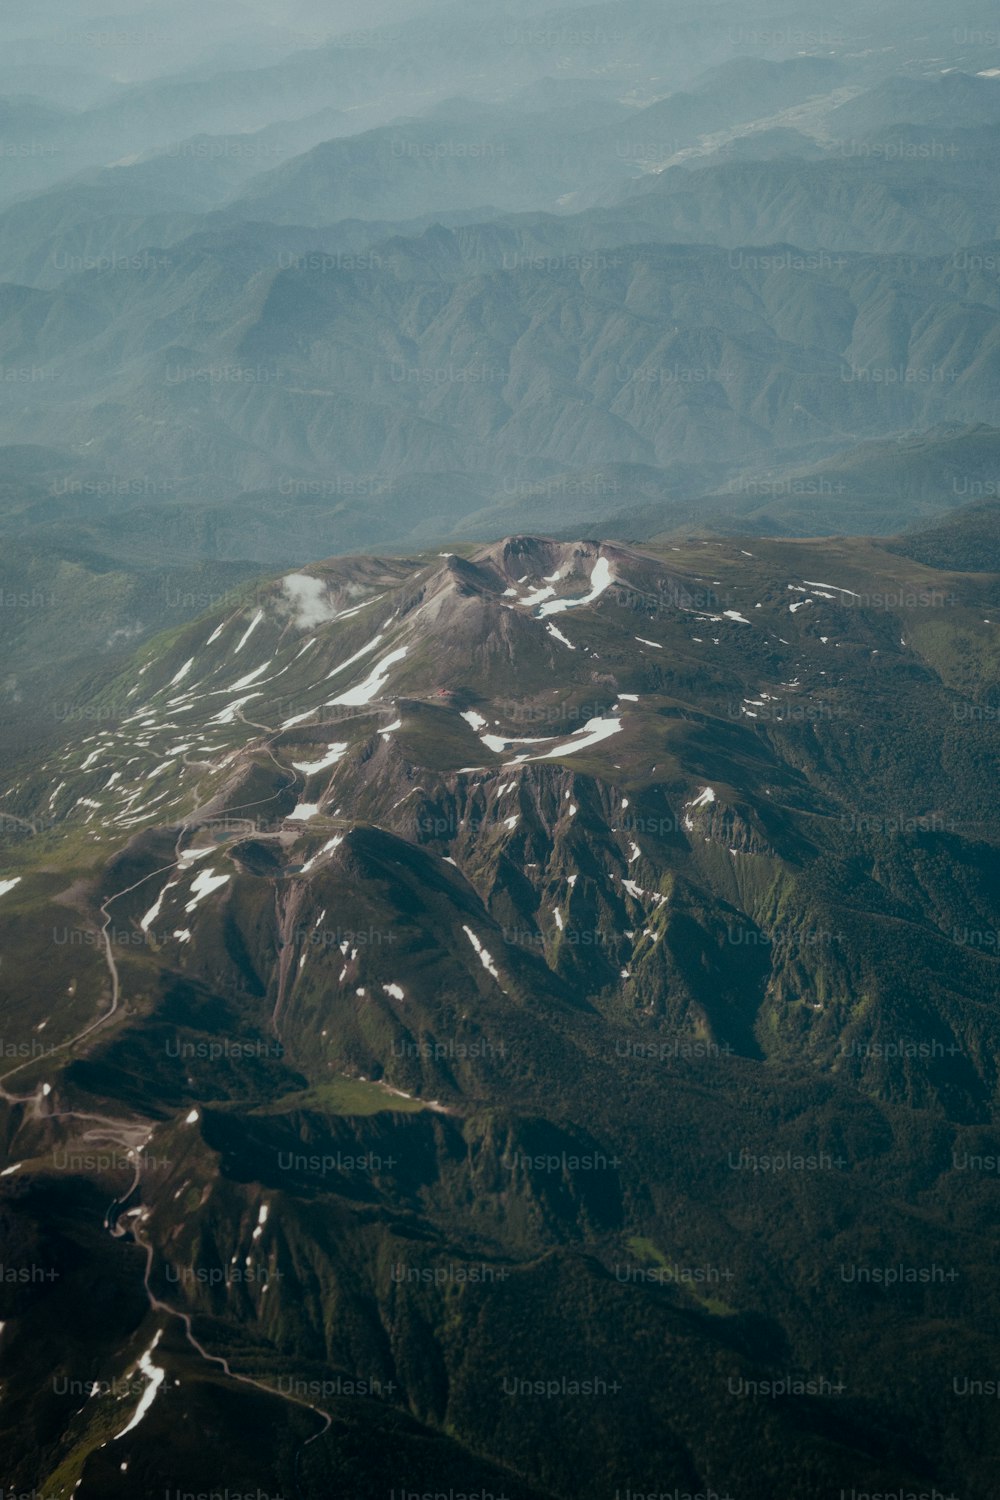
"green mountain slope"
2,524,999,1498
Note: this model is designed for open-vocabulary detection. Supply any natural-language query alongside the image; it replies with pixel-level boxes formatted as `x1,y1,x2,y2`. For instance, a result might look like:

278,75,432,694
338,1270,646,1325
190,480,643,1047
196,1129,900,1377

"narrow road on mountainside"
1,811,333,1493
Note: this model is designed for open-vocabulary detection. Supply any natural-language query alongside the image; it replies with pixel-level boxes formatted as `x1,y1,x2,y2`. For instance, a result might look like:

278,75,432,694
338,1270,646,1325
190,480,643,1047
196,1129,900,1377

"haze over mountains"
2,4,1000,1498
1,0,1000,598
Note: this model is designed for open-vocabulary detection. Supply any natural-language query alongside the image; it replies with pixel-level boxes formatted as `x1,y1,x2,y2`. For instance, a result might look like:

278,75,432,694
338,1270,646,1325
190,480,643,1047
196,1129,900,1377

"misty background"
4,0,1000,745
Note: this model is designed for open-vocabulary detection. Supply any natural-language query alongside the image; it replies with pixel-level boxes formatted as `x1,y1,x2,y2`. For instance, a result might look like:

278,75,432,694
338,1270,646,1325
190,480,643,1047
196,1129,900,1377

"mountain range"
4,3,1000,1494
1,513,999,1496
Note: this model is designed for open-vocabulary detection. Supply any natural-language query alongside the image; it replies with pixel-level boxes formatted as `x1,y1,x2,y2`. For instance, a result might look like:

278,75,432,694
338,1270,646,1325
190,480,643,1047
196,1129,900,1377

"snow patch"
207,693,262,726
325,631,385,681
520,584,556,608
546,622,576,650
140,880,177,933
233,609,264,654
802,580,860,597
177,846,214,866
329,647,407,706
293,743,348,775
114,1332,165,1440
532,716,622,760
288,802,321,822
227,661,271,692
301,835,344,873
537,557,614,617
462,926,503,985
183,869,231,913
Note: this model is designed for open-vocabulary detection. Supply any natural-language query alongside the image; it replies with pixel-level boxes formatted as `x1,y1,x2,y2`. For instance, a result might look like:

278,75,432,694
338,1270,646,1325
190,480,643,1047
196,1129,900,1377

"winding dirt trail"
1,799,333,1491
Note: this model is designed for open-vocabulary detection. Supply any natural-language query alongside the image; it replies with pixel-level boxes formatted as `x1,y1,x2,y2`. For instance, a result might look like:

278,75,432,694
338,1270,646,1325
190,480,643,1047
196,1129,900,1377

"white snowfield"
0,876,22,900
207,692,263,726
460,711,624,773
329,647,407,706
233,609,264,654
802,579,861,597
621,877,667,905
480,730,554,753
301,835,344,873
293,743,348,775
530,716,622,760
140,879,178,933
177,846,215,866
537,557,614,617
462,926,504,985
114,1332,165,1440
288,802,321,822
687,787,716,810
520,583,557,608
227,661,271,692
324,630,385,682
184,869,231,914
332,594,383,623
